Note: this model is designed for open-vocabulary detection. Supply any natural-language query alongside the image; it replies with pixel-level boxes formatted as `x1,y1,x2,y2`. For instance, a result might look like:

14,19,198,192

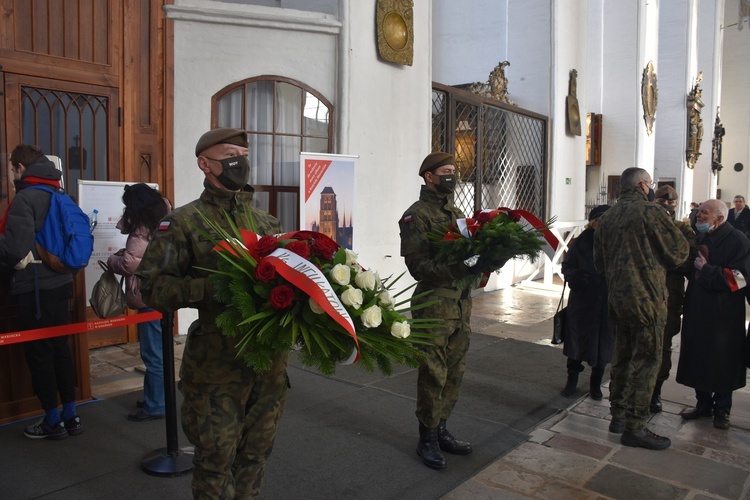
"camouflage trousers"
415,302,471,429
609,320,664,431
656,303,683,383
179,350,289,499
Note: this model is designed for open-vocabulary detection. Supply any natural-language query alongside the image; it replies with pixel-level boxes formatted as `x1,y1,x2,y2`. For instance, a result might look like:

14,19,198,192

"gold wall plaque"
686,72,704,169
376,0,414,66
641,61,658,136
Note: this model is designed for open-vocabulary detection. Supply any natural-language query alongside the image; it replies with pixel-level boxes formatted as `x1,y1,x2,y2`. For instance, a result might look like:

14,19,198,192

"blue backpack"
27,185,94,272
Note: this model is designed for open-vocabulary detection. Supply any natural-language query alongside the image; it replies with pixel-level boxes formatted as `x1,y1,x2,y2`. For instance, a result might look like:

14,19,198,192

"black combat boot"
650,380,663,413
589,366,605,401
437,420,472,455
561,359,584,397
417,424,447,470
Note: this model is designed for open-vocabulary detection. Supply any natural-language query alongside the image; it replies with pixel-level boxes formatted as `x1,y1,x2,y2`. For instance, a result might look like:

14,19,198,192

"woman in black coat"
560,205,615,399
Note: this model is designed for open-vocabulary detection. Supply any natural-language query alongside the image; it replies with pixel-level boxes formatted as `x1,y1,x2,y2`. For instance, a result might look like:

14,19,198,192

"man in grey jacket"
0,144,82,440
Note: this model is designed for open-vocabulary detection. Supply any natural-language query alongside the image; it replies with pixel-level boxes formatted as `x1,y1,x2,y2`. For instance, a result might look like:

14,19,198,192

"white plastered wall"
165,0,432,332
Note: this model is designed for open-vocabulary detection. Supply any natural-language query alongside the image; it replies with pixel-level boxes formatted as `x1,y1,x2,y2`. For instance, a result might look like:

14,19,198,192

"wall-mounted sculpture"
686,72,704,169
641,61,657,136
566,69,581,136
711,107,726,174
467,61,516,106
376,0,414,66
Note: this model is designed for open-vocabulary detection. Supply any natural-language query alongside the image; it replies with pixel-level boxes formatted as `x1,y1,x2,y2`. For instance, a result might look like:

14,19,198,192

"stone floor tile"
584,464,689,500
707,448,750,470
549,412,619,447
442,477,530,499
575,400,613,419
611,445,748,498
528,428,555,444
95,349,139,364
675,420,750,457
472,459,549,496
500,442,601,486
545,433,612,460
536,480,602,500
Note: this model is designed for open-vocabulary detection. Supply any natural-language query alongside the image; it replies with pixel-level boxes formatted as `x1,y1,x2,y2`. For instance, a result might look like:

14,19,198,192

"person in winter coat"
560,205,614,400
0,144,82,440
107,183,171,421
677,199,750,430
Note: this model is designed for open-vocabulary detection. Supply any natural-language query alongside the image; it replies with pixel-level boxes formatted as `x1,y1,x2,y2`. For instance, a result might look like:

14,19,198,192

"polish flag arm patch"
725,268,747,292
158,220,171,231
402,215,413,223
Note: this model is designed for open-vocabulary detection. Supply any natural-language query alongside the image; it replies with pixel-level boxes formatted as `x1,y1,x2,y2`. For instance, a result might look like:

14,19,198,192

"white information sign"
77,181,158,302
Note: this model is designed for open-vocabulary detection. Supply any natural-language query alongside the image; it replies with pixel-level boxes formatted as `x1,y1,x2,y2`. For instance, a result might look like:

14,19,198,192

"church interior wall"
717,4,750,204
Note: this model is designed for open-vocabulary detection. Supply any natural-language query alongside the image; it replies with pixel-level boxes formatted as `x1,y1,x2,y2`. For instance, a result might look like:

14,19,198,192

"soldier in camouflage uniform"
136,128,288,499
649,185,697,413
594,167,689,451
399,152,487,470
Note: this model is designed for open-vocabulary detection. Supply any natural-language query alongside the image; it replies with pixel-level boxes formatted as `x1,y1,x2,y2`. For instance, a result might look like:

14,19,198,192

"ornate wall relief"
566,69,581,136
711,107,725,174
686,72,704,169
376,0,414,66
641,61,657,136
467,61,516,106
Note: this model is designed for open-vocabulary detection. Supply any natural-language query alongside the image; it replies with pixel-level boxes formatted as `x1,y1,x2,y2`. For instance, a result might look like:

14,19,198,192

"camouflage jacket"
136,181,282,323
593,188,689,325
399,186,474,319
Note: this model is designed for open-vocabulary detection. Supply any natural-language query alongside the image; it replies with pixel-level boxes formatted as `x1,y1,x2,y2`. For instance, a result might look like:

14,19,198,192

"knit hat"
195,128,248,157
588,205,610,221
654,185,678,201
419,152,455,176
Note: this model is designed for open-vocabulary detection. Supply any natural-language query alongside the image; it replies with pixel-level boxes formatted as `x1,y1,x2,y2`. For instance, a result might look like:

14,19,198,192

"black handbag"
552,280,567,345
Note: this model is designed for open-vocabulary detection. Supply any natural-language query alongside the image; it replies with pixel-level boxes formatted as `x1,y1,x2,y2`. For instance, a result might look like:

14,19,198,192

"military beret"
195,128,249,157
655,185,678,201
588,204,610,221
419,152,455,176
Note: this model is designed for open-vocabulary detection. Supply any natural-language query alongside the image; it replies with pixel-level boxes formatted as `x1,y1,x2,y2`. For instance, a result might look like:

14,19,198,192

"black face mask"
206,155,250,191
435,174,456,194
647,187,655,202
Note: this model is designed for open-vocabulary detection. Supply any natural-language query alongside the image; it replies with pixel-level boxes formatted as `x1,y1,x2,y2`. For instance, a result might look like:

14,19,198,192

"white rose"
340,286,363,309
330,263,351,286
309,298,325,314
378,290,394,309
361,305,383,328
344,248,358,266
354,270,377,290
390,321,411,339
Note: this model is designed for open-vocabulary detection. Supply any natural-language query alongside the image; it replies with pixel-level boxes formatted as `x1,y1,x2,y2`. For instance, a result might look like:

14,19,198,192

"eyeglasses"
640,180,655,189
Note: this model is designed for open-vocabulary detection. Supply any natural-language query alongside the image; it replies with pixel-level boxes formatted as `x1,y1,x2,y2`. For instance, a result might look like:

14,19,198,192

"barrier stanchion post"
141,312,194,476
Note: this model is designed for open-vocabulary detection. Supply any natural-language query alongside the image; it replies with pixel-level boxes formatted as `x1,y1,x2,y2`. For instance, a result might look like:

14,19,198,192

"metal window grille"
432,83,548,219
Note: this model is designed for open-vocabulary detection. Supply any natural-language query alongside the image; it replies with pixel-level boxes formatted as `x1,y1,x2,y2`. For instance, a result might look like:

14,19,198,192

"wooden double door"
0,0,173,422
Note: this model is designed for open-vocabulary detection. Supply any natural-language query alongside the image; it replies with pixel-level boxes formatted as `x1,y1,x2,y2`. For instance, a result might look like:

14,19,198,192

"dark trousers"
696,390,733,413
17,283,76,410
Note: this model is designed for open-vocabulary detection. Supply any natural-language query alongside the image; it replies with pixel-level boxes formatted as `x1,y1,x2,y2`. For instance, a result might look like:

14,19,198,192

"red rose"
291,231,316,241
254,235,279,258
285,240,311,259
475,211,494,224
269,285,295,310
311,237,339,260
255,260,277,282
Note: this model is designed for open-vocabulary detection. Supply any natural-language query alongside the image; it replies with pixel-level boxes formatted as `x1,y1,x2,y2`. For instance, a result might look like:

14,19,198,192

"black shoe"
437,420,472,455
64,415,84,436
136,399,144,409
24,418,68,440
561,373,579,398
681,406,713,420
589,366,605,401
127,409,164,422
650,394,662,413
713,409,730,430
416,424,447,470
609,418,625,434
620,428,671,450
